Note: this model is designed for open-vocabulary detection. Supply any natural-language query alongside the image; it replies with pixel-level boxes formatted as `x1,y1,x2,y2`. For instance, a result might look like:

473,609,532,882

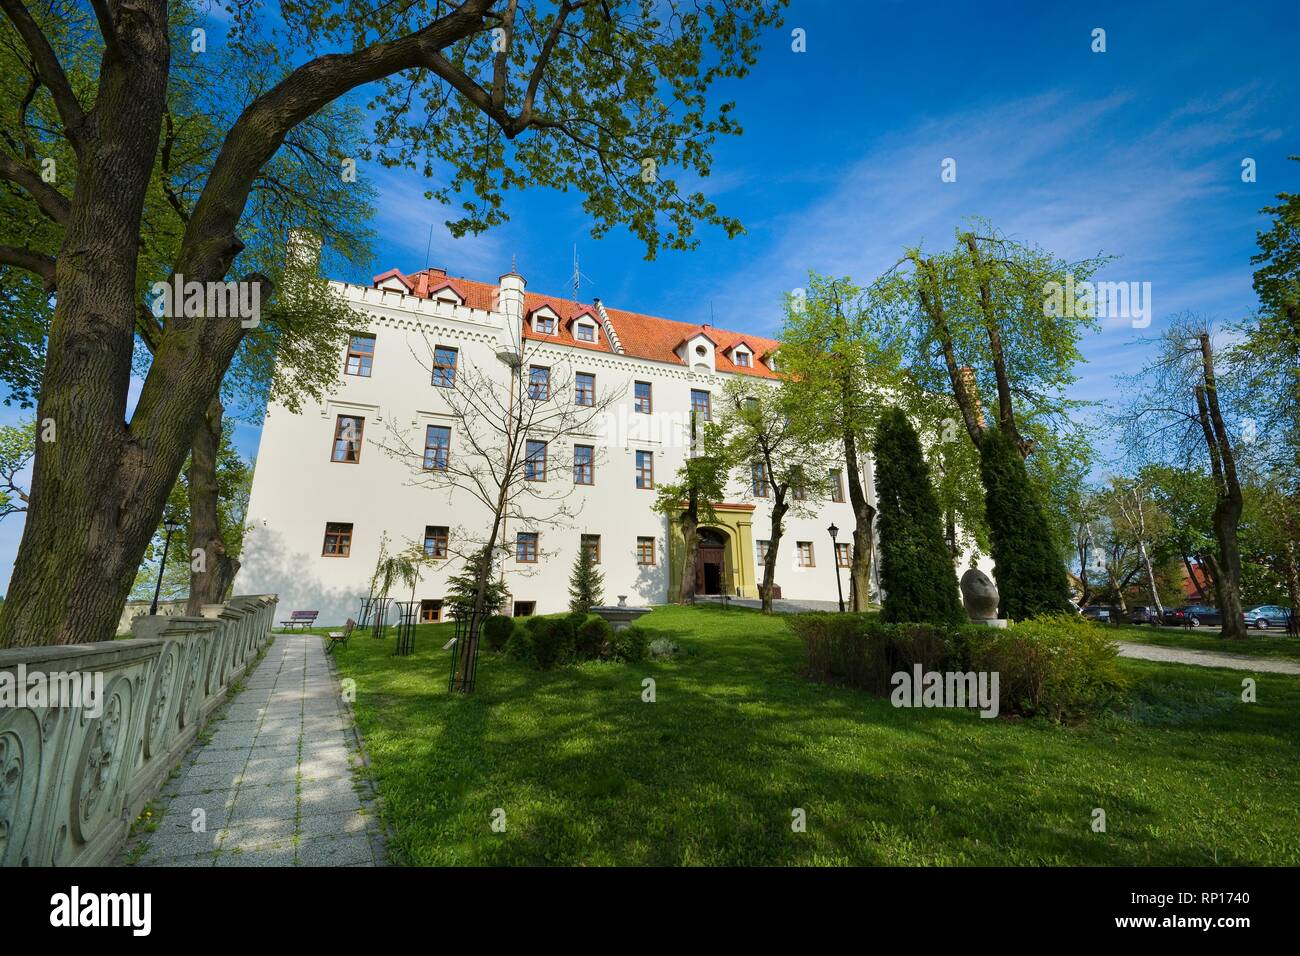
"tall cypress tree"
874,408,965,624
978,428,1071,618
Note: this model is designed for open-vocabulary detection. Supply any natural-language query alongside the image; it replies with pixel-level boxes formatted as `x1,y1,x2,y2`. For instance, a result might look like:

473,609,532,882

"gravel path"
1117,641,1300,675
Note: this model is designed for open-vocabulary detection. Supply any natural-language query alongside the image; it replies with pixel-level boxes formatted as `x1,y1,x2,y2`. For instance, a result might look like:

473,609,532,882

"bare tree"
1112,479,1165,617
376,330,620,688
1116,315,1249,639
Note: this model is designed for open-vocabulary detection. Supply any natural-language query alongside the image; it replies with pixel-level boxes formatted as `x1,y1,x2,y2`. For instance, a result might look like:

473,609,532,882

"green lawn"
323,605,1300,865
1105,622,1300,661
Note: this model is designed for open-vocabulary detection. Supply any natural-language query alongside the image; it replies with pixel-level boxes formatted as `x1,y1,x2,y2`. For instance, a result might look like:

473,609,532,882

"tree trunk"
1193,333,1247,640
1137,539,1162,617
186,397,240,613
760,494,789,614
1284,539,1300,615
842,429,875,610
0,7,176,647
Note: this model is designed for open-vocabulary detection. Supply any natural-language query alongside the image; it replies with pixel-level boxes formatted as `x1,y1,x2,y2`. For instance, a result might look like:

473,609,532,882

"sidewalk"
120,633,386,866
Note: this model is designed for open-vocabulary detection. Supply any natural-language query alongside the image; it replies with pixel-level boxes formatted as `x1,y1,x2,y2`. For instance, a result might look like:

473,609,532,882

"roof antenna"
571,244,596,302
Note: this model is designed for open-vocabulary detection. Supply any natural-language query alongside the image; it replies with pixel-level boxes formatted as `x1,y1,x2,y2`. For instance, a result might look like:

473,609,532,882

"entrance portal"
694,527,729,595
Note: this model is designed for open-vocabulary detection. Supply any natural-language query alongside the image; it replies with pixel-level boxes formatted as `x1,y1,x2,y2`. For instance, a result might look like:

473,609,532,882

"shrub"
503,624,533,663
874,408,966,626
607,624,649,663
529,615,576,669
789,611,1125,720
575,616,612,659
648,637,683,659
966,614,1129,721
482,615,514,652
978,428,1071,619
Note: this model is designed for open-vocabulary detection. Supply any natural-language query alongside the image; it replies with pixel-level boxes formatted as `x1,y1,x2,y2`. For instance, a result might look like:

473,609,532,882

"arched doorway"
695,527,729,595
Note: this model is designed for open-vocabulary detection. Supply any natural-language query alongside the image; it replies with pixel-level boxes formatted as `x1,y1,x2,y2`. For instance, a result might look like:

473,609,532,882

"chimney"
425,267,446,276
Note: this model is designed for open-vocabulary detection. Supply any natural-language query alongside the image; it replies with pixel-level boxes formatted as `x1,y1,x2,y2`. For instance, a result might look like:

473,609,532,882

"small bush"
789,611,1125,720
482,615,514,652
607,624,649,663
575,616,612,659
966,614,1129,721
530,615,576,669
503,624,533,663
648,637,682,659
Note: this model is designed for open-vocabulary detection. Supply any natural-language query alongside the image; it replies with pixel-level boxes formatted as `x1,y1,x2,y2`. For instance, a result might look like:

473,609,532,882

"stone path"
120,633,386,867
1117,640,1300,675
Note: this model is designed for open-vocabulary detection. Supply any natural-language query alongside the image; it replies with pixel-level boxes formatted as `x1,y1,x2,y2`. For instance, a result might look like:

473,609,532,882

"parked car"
1081,605,1117,623
1127,605,1162,626
1242,605,1293,630
1163,604,1222,627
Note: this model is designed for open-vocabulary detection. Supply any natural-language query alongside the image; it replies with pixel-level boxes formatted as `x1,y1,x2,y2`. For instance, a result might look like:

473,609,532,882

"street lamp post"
150,515,183,615
828,522,845,613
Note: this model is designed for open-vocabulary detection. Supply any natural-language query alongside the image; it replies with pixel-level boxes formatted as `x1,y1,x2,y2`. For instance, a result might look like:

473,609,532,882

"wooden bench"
326,618,356,654
280,610,319,630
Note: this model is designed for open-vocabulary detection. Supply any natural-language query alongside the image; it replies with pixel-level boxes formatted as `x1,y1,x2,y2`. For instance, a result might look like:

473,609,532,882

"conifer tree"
874,408,965,624
568,540,605,614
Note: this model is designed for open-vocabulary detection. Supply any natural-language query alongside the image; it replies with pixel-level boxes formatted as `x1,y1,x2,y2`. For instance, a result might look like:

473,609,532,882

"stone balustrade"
0,594,278,867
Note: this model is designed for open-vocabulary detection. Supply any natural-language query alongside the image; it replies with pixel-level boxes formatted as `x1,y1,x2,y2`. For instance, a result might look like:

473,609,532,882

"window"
516,532,539,563
573,444,594,485
423,525,448,559
756,540,771,565
797,541,815,567
575,372,595,406
635,450,654,489
634,381,652,414
513,601,536,617
836,542,851,568
535,315,556,334
576,323,596,342
582,533,601,563
331,415,364,463
528,365,550,400
345,334,375,376
423,425,450,471
432,345,458,388
690,389,712,422
524,439,547,481
322,522,353,557
420,599,443,623
829,468,845,503
637,536,656,565
751,460,769,497
734,350,751,368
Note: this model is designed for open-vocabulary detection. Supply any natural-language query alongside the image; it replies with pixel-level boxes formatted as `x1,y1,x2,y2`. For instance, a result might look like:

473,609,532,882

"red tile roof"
370,267,781,378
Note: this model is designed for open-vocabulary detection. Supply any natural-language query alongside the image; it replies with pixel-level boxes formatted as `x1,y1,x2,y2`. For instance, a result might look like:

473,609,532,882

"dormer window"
575,322,596,343
531,306,560,335
734,349,751,368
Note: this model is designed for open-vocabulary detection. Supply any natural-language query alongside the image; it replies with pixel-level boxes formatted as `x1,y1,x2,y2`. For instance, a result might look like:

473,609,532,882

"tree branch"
0,243,56,288
0,0,88,148
0,151,71,222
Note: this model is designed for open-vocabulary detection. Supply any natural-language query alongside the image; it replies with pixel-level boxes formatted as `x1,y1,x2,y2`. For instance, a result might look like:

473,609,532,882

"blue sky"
1,0,1297,592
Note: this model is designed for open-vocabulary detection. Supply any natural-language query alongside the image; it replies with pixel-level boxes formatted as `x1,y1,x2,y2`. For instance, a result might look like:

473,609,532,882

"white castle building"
236,265,881,625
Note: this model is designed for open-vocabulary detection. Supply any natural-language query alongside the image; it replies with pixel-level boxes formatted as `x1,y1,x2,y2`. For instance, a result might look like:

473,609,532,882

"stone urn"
960,568,1000,623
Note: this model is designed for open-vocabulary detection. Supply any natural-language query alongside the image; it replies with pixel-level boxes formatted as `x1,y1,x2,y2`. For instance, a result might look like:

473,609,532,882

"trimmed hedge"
575,616,612,659
482,615,514,652
497,613,647,669
788,612,1126,721
607,624,650,663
